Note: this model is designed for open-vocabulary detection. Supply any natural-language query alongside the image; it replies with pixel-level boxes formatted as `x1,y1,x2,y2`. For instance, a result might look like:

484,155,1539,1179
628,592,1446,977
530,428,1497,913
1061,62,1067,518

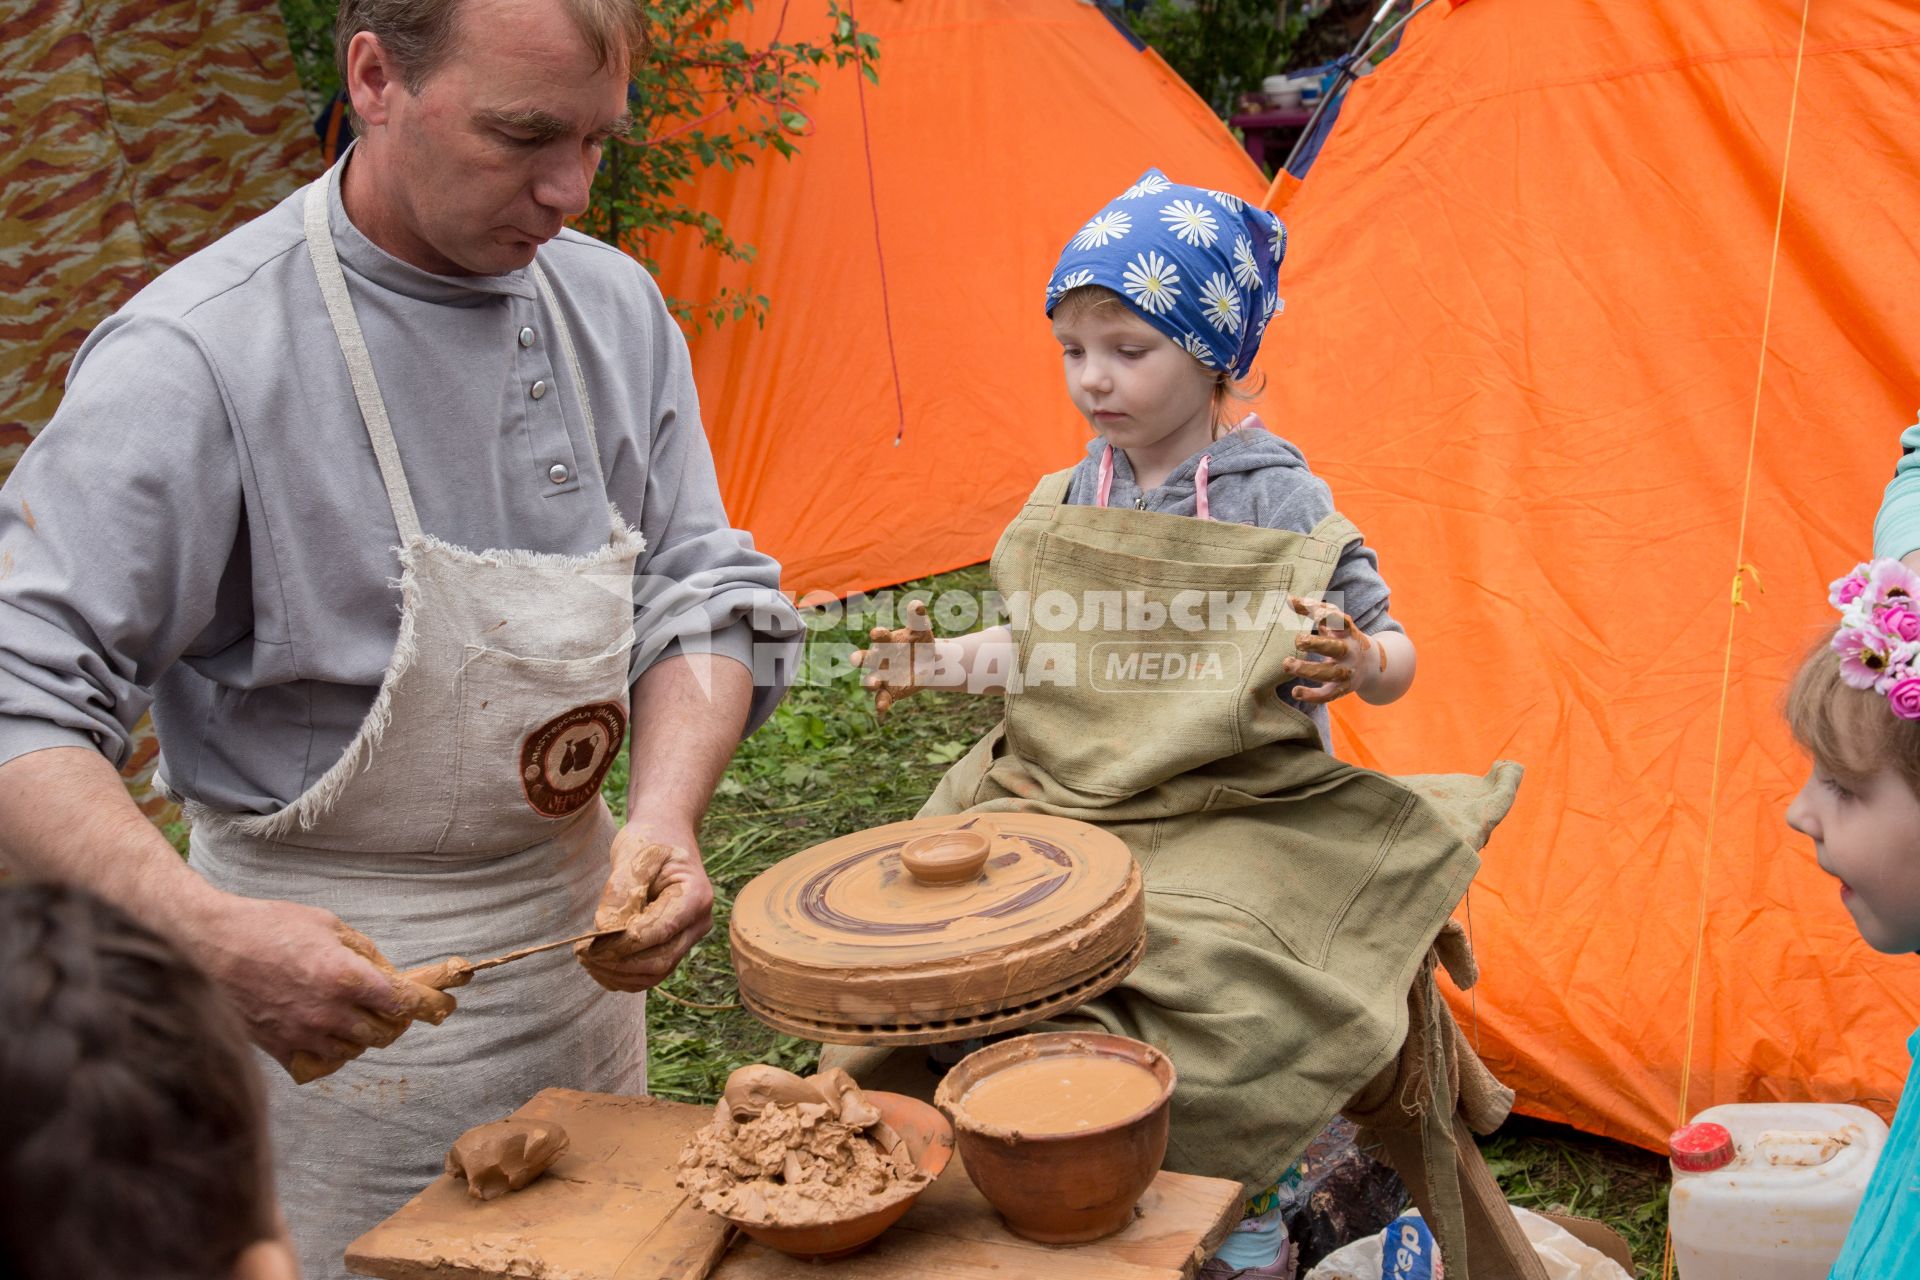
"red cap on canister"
1668,1122,1736,1173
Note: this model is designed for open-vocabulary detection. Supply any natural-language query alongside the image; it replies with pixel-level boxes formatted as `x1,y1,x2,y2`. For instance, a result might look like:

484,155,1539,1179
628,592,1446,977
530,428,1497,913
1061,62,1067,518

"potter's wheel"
730,814,1144,1045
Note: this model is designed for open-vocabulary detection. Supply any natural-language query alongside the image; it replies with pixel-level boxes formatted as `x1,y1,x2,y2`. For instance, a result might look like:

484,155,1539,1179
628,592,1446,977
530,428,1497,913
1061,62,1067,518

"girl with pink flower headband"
1784,555,1920,1278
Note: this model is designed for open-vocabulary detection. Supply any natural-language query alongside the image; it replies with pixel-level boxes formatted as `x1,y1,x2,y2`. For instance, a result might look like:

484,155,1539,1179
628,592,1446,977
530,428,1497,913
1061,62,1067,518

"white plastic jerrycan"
1668,1102,1888,1280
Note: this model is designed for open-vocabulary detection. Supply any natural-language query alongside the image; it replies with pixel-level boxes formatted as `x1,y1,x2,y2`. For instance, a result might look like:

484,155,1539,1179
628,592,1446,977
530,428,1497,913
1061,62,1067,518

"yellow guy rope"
1660,4,1813,1277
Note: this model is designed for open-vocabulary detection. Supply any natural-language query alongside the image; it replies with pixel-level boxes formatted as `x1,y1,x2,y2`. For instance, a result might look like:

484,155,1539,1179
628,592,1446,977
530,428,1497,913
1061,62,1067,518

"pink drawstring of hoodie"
1093,414,1261,520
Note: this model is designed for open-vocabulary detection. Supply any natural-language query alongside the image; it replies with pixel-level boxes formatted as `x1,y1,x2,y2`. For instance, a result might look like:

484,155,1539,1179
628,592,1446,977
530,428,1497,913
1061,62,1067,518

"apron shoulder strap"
1029,467,1078,507
1308,511,1363,554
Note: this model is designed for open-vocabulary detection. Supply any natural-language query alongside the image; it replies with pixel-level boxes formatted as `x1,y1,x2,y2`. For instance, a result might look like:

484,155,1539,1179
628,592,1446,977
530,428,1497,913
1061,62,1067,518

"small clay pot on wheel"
935,1032,1175,1244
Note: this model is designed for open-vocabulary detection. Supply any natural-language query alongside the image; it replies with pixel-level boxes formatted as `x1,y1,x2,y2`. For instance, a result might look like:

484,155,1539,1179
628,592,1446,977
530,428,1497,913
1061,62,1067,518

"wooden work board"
347,1088,1241,1280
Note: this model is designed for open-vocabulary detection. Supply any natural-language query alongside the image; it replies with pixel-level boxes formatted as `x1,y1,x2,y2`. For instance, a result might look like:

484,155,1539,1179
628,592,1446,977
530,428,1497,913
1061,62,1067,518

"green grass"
1481,1117,1672,1277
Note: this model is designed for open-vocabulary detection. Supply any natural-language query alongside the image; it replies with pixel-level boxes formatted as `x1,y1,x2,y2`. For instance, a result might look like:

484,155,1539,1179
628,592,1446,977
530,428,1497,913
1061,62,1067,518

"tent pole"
1280,0,1434,177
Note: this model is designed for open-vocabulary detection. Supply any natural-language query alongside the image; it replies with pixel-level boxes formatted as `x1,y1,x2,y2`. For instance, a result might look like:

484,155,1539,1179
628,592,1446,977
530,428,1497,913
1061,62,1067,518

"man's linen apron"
837,469,1514,1199
185,183,647,1280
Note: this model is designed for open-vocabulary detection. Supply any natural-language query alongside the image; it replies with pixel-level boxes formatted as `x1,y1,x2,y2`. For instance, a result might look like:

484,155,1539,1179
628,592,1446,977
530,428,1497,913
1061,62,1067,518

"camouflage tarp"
0,0,321,820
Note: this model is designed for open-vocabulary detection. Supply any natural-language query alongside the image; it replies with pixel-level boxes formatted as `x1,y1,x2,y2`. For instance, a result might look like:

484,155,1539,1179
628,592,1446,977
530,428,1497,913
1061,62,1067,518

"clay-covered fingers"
578,840,715,993
1287,593,1352,632
1288,595,1379,661
287,1048,359,1085
1288,670,1358,704
852,602,936,720
271,925,455,1086
578,837,691,961
580,909,708,993
335,924,459,1025
1292,632,1354,660
585,834,676,935
387,978,458,1025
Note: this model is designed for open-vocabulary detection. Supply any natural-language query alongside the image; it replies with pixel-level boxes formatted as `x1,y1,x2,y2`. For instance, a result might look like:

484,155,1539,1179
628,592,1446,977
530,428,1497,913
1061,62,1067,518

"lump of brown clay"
445,1119,570,1201
678,1066,925,1227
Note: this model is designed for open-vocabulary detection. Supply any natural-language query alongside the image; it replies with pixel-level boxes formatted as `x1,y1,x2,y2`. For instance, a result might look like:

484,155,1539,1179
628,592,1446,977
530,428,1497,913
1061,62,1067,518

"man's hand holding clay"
576,823,714,993
193,899,456,1083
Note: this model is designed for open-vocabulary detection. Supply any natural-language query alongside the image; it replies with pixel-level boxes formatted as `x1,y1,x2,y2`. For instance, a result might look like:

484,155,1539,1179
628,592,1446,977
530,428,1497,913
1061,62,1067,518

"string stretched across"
1660,3,1813,1276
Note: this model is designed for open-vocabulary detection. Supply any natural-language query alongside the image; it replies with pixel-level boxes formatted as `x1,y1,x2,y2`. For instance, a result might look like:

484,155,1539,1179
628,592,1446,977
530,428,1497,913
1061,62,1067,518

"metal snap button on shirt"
549,463,570,484
531,379,548,400
519,326,536,347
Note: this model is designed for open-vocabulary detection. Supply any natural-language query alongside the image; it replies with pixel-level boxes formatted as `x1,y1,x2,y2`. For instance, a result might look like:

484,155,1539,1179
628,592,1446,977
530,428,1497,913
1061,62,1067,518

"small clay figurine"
445,1118,570,1201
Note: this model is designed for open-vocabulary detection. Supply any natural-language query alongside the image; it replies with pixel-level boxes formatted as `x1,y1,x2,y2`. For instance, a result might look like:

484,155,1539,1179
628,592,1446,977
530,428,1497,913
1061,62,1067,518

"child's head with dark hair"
1785,625,1920,955
0,882,296,1280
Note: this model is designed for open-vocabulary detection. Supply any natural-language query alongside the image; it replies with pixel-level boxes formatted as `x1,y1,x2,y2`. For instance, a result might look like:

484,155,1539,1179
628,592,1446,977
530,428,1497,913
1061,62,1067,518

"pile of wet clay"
677,1065,927,1226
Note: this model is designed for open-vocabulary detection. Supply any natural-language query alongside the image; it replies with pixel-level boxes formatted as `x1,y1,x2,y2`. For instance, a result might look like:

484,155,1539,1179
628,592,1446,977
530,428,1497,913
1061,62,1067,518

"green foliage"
582,1,878,331
273,0,880,332
1124,0,1310,116
279,0,341,111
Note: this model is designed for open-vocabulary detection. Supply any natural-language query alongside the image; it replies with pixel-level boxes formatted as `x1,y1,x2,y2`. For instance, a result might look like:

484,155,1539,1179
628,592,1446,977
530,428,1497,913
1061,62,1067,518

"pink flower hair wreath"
1830,559,1920,719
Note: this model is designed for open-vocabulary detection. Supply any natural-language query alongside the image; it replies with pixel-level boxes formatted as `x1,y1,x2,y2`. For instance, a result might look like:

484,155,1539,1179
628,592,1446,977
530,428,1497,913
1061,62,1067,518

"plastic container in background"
1303,1206,1630,1280
1284,62,1338,105
1258,74,1304,110
1669,1103,1888,1280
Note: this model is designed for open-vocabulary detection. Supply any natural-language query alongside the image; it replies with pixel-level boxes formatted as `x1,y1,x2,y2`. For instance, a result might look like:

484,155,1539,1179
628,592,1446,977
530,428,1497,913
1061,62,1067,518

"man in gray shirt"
0,0,799,1269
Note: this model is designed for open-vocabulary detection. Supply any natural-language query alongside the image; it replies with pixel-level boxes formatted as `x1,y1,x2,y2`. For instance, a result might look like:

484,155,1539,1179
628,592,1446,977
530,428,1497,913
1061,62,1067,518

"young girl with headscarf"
842,172,1503,1280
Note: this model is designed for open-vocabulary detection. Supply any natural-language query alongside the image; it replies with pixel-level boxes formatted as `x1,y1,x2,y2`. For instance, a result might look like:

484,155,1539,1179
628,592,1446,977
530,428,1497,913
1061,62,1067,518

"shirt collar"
326,144,539,304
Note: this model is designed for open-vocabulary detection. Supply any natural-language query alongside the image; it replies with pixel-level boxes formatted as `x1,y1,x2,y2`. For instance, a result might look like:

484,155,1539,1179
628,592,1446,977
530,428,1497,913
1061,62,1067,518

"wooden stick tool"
404,926,625,991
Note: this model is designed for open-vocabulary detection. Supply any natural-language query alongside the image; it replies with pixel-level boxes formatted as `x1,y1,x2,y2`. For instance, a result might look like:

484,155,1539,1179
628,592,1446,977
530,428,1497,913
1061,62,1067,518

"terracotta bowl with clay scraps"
724,1091,954,1261
934,1031,1176,1244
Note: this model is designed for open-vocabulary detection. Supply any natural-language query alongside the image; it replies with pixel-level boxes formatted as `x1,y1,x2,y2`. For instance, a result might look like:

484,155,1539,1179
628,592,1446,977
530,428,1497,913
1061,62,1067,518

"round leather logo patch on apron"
520,702,627,818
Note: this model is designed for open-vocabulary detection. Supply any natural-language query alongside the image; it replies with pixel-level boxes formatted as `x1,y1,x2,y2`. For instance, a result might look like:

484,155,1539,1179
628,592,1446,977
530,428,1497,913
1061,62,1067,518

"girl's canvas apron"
908,469,1513,1197
184,183,647,1280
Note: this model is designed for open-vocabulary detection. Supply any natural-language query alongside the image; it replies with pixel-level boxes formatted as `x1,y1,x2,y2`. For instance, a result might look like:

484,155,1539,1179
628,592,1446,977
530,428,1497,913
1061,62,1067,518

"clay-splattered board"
348,1088,1240,1280
345,1088,729,1280
715,1148,1241,1280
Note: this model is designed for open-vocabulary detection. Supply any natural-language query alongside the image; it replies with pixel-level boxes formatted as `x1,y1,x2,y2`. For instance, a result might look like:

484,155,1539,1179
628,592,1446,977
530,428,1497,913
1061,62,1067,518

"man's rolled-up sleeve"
0,317,240,770
623,292,801,736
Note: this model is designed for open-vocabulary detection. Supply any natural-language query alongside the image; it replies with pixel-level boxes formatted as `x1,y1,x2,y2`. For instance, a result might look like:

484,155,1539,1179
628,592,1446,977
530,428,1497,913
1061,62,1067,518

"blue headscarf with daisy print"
1044,168,1286,378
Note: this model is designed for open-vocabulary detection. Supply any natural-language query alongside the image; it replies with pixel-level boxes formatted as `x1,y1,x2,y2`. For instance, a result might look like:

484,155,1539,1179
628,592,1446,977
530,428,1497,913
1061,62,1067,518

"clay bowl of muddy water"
935,1031,1176,1244
726,1091,954,1261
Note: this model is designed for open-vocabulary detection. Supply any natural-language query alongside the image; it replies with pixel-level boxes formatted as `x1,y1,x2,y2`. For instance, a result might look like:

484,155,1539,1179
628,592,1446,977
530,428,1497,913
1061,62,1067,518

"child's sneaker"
1195,1237,1296,1280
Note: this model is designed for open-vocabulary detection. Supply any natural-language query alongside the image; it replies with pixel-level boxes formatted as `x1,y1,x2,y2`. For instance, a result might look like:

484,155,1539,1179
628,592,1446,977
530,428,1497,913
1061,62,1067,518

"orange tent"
661,0,1920,1152
658,0,1273,596
1261,0,1920,1150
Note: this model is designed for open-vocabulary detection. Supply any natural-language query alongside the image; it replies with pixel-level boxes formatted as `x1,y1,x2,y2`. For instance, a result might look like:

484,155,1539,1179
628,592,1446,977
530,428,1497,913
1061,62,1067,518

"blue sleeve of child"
1260,473,1404,637
1872,414,1920,561
1828,1026,1920,1278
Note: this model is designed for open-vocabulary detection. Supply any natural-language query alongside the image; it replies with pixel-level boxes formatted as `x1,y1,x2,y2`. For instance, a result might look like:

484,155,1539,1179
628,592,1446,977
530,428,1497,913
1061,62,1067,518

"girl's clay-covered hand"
285,923,459,1084
576,824,714,993
850,598,938,717
1282,594,1384,705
